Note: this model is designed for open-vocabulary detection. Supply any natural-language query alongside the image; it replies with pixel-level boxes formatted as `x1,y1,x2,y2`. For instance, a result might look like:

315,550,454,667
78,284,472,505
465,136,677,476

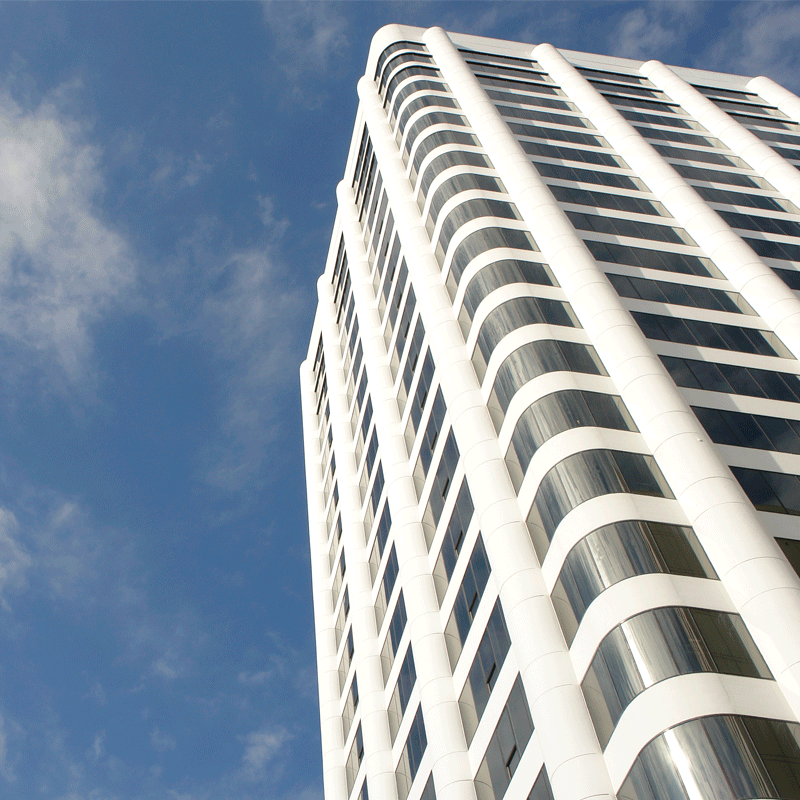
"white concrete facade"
302,25,800,800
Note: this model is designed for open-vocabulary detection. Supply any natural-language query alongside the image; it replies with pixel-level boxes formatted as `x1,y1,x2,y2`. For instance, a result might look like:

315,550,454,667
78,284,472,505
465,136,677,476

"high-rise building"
300,24,800,800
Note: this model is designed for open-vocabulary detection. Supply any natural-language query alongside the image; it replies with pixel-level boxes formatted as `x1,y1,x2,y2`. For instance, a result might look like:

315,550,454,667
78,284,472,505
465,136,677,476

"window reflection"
552,520,716,645
582,607,771,748
618,715,800,800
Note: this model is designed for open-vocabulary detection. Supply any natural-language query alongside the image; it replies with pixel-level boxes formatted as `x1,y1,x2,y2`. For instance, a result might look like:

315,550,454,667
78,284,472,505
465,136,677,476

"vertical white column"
357,64,617,800
748,76,800,125
318,281,398,800
642,60,800,209
301,360,349,800
534,45,800,364
423,29,800,724
337,182,477,800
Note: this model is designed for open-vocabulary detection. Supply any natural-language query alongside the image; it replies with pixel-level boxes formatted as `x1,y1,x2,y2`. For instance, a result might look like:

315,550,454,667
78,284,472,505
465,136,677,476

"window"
474,677,534,800
733,466,800,516
475,296,579,365
618,715,800,800
632,311,786,358
423,430,460,537
444,535,491,668
491,339,606,420
388,646,417,742
432,480,475,604
552,520,716,645
530,449,672,559
586,239,715,277
459,601,511,744
396,706,427,800
694,405,800,454
661,354,800,402
568,211,692,245
608,273,751,314
506,390,637,490
583,607,770,747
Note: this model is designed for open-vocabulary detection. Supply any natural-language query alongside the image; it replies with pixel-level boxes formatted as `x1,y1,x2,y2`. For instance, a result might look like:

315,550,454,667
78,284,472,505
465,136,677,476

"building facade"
300,24,800,800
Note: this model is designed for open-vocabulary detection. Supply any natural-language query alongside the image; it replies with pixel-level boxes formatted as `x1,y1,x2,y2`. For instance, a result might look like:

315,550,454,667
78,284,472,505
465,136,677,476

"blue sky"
0,2,798,798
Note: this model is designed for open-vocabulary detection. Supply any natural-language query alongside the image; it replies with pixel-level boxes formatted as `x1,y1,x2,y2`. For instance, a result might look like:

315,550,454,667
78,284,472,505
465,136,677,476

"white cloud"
196,212,307,493
237,670,270,687
0,509,31,608
240,725,290,779
260,1,349,105
0,78,135,386
150,149,213,190
81,680,107,707
150,727,177,754
87,730,105,764
702,2,800,90
605,1,700,61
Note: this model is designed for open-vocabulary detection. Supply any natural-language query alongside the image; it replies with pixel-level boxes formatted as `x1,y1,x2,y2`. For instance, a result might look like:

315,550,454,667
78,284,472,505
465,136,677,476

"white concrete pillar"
642,59,800,217
748,75,800,125
301,359,349,800
455,37,800,722
531,47,800,367
358,50,618,800
336,182,477,800
318,278,398,800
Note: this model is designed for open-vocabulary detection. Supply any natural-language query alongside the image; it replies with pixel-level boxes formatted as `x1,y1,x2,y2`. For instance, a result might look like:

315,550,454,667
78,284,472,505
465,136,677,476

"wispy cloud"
0,77,135,389
150,727,177,754
192,198,308,495
260,1,349,106
702,1,800,90
240,725,290,780
604,1,701,62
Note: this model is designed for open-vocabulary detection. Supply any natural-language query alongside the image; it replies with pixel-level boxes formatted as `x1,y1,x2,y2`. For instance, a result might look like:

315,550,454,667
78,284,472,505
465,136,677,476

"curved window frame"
582,606,771,748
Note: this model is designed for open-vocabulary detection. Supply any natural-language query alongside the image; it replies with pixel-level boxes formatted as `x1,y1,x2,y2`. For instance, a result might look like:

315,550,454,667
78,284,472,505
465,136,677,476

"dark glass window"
520,139,623,168
551,184,661,216
508,120,606,148
476,296,578,364
527,769,555,800
388,645,417,742
694,405,800,454
553,520,715,645
777,537,800,578
632,311,785,357
530,450,672,558
497,103,588,129
506,390,636,490
459,601,511,744
608,273,749,314
474,677,534,800
618,715,800,800
534,159,639,189
444,535,491,668
733,467,800,516
396,706,427,800
491,339,606,418
586,240,714,277
449,227,538,285
694,184,789,213
432,479,474,604
425,430,460,532
428,173,505,227
661,354,800,402
654,142,737,166
568,211,689,245
438,198,520,256
584,608,771,748
404,111,467,157
672,162,759,188
462,260,556,323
